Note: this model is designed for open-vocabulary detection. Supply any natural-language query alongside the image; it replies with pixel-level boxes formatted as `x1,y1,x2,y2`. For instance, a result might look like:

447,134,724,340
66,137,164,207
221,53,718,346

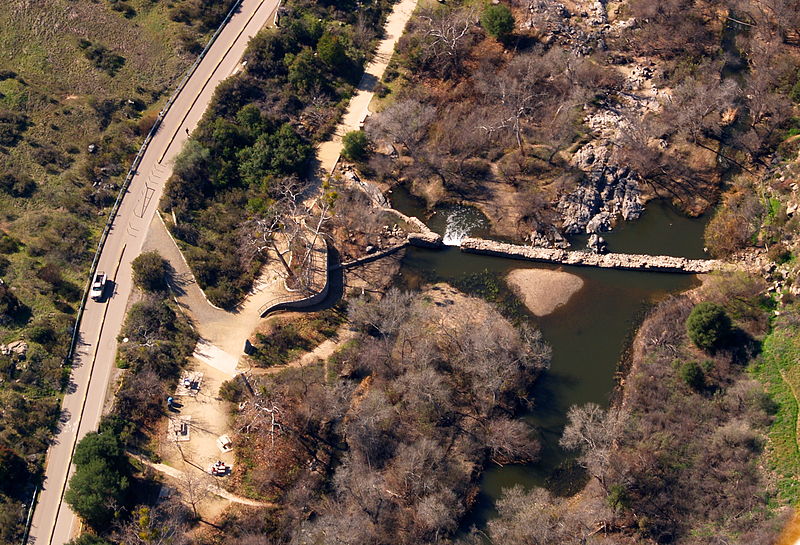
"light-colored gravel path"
143,213,290,377
132,454,276,508
312,0,419,184
247,325,356,378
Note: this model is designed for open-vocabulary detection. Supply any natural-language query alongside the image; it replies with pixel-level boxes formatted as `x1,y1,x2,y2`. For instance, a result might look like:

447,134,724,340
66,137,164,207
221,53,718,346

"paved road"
27,1,280,543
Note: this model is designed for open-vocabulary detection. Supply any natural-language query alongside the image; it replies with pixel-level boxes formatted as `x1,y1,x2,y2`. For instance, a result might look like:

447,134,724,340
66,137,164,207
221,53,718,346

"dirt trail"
132,454,276,508
247,325,356,377
143,213,290,377
310,0,419,194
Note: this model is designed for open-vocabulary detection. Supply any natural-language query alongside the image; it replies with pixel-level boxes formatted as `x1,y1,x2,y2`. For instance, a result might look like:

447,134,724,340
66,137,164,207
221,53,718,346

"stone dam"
458,238,723,274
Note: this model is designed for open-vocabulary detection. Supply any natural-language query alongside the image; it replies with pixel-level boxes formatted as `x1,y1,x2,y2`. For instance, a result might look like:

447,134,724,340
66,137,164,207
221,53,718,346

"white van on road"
90,272,107,301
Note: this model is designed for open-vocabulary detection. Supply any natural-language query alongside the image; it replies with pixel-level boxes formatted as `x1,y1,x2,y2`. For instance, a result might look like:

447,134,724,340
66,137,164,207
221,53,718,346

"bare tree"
180,466,212,520
348,288,419,340
115,500,191,545
241,176,332,291
416,6,476,78
560,403,626,492
365,99,436,157
238,399,282,447
479,483,611,545
483,417,540,465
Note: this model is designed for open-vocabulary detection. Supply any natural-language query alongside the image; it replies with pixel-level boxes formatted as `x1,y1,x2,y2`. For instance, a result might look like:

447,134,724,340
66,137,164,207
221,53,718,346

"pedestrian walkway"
131,454,276,508
310,0,419,190
142,213,291,376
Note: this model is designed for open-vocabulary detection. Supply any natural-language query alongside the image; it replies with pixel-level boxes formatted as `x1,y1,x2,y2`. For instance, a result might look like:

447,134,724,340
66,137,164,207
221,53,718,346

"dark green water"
398,247,698,524
390,187,710,525
569,199,710,259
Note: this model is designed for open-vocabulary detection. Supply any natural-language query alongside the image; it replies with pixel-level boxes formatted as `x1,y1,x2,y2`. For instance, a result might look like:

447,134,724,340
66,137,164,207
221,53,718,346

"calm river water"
389,188,709,526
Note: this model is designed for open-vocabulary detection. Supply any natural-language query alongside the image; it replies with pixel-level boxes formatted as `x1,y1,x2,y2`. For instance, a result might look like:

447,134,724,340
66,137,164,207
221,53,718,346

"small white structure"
210,461,230,476
216,434,233,453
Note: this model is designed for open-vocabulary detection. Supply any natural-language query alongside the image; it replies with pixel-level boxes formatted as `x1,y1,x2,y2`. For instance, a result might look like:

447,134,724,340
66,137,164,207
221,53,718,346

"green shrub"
481,4,515,41
205,284,239,310
0,110,29,146
132,251,169,292
67,534,112,545
317,33,349,70
791,71,800,103
0,283,23,322
679,360,705,390
219,377,246,402
28,322,57,346
0,496,24,544
287,48,325,94
767,242,792,264
237,123,312,185
243,29,289,78
0,170,35,197
607,484,630,511
0,446,30,495
342,130,370,162
65,458,128,528
73,430,124,466
79,40,125,76
686,302,731,351
0,232,18,254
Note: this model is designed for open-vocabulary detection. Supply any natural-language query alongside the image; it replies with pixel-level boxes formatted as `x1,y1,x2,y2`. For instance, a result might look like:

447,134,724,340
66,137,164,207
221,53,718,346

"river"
389,188,709,527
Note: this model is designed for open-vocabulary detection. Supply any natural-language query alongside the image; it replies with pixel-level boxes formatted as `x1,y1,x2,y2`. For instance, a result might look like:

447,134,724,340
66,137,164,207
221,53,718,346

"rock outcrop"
381,207,443,248
1,340,28,358
587,233,608,254
530,227,570,249
461,237,722,274
342,168,390,208
524,1,606,55
559,142,644,234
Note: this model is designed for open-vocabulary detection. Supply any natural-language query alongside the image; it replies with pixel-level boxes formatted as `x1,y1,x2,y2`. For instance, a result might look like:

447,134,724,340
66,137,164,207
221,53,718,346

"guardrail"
64,0,245,367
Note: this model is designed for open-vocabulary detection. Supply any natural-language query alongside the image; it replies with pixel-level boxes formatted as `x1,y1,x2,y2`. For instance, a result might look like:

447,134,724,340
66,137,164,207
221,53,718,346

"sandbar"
506,269,584,317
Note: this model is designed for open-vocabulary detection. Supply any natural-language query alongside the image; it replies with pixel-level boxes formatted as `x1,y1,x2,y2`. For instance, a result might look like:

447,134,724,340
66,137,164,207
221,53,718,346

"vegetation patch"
161,0,395,307
752,321,800,503
248,306,346,368
78,39,126,76
227,288,551,542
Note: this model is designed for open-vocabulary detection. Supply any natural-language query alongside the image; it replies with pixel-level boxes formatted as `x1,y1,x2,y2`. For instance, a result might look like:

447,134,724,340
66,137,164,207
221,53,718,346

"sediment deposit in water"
506,269,584,317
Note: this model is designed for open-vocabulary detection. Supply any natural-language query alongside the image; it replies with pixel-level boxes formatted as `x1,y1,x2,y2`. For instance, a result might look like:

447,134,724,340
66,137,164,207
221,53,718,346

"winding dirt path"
143,213,291,377
132,454,276,508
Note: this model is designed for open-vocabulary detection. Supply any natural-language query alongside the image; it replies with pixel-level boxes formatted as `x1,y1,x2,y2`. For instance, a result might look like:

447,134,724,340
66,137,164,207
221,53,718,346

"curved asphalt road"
27,1,280,543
